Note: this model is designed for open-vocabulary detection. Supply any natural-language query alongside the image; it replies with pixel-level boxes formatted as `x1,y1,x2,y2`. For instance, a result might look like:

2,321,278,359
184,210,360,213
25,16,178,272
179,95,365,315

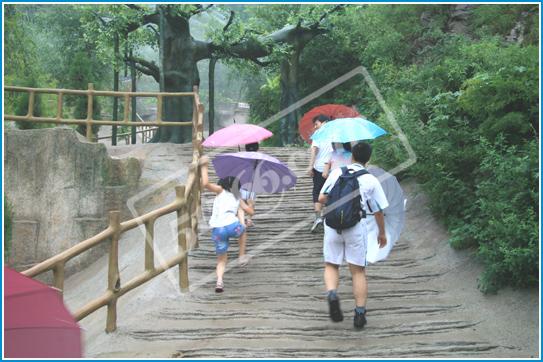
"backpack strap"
353,169,369,177
352,168,369,218
342,167,369,176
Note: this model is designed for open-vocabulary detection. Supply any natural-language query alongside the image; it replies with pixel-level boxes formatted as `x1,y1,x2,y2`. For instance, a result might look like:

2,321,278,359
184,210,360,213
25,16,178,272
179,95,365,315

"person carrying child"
318,142,388,329
200,155,255,293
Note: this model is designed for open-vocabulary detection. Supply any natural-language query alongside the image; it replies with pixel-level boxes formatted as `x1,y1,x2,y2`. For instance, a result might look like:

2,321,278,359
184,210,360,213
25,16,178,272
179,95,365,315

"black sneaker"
328,294,344,322
354,310,367,329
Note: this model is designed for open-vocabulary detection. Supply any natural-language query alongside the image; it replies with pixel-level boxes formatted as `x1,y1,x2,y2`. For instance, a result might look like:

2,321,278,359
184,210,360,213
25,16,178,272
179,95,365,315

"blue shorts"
211,221,246,255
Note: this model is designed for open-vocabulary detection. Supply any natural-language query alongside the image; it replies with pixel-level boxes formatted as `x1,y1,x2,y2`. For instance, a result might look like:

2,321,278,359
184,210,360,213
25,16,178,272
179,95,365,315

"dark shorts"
312,169,326,203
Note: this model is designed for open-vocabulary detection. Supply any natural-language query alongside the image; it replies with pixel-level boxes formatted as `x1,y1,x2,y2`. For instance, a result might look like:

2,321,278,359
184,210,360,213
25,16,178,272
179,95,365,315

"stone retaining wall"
4,128,142,274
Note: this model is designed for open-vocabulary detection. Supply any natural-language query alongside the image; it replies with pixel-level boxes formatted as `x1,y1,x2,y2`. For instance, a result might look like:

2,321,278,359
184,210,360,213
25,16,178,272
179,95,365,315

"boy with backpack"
318,142,388,329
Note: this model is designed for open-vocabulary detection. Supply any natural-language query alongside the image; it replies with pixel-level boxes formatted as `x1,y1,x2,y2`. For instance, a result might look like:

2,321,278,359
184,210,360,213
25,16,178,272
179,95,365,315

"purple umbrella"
212,152,297,194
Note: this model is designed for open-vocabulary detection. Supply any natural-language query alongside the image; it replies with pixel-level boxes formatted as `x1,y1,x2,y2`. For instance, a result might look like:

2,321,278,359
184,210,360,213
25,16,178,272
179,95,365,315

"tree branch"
191,4,214,16
195,40,213,61
125,56,160,82
125,4,145,11
248,58,272,67
315,5,344,27
122,6,159,33
223,10,235,32
146,24,160,41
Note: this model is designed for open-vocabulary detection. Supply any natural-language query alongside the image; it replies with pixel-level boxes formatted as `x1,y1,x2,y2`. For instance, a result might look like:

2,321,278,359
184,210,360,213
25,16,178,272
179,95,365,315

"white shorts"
323,220,368,267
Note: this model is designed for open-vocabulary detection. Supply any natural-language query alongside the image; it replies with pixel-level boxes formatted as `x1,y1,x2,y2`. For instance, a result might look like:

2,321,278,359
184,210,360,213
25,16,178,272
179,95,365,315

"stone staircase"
65,146,534,358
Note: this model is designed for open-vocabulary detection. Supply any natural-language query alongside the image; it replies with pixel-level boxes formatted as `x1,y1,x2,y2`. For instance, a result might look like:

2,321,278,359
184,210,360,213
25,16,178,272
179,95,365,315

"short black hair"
352,142,372,165
218,176,241,198
312,114,331,124
245,142,259,152
342,142,352,152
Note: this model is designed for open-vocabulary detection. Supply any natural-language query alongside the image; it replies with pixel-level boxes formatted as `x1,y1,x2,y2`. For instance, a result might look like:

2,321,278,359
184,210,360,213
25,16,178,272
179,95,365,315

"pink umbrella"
4,267,83,358
203,124,273,147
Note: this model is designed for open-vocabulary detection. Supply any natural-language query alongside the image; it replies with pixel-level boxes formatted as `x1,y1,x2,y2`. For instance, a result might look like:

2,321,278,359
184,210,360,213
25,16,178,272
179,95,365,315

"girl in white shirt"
200,156,254,293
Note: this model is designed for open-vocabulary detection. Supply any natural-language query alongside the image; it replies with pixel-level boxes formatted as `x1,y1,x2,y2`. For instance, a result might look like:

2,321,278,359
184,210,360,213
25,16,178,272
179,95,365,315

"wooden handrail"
20,86,205,333
5,85,194,97
4,83,197,141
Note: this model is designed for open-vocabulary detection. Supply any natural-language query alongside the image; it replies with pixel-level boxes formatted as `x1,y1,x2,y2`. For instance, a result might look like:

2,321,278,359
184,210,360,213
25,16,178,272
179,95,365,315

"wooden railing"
19,88,205,333
97,125,159,144
4,83,194,142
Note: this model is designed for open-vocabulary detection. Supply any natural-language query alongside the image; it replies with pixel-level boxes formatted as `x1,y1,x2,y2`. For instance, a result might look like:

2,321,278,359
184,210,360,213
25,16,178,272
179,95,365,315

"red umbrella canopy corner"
298,104,360,142
4,267,83,358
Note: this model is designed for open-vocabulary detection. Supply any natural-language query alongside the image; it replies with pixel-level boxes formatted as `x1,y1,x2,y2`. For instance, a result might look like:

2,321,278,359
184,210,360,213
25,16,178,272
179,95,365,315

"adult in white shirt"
306,114,333,233
318,142,388,329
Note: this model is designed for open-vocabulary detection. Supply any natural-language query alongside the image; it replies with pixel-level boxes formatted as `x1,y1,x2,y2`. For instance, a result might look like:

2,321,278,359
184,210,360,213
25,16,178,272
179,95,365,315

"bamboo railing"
97,126,158,144
18,87,204,333
4,83,194,141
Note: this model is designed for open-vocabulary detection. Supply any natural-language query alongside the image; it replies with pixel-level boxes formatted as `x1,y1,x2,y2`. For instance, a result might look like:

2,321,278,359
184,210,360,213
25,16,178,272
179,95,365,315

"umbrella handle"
249,159,259,195
233,118,241,152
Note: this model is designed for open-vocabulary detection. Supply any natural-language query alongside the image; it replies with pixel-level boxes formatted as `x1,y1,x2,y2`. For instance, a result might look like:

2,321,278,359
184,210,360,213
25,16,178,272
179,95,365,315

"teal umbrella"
310,117,387,143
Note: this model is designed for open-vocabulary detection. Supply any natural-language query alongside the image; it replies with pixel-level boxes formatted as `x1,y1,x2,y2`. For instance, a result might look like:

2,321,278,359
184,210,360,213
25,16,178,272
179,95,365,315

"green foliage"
247,75,282,146
4,199,13,260
4,4,539,293
472,139,538,293
471,5,539,44
299,4,539,293
5,5,111,133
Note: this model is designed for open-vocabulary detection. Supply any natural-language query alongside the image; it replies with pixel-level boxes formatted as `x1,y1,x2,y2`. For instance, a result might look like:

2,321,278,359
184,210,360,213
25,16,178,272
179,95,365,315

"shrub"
473,139,538,293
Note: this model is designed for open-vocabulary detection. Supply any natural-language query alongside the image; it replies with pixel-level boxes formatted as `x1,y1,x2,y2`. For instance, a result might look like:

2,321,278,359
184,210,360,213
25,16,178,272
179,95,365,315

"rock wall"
4,128,142,273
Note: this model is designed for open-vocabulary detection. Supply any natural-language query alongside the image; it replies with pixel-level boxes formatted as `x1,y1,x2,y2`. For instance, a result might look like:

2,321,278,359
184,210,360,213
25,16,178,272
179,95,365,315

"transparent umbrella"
365,166,406,263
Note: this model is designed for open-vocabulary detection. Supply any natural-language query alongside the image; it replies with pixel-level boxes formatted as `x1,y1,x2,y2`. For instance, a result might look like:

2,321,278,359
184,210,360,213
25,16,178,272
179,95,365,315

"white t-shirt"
311,140,333,172
320,163,389,213
209,190,240,228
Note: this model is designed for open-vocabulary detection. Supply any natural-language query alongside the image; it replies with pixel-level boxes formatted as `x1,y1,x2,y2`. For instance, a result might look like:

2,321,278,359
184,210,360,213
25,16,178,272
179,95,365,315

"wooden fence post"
175,186,189,292
53,262,65,293
27,91,35,118
145,217,156,271
106,211,121,333
86,83,94,141
56,92,63,121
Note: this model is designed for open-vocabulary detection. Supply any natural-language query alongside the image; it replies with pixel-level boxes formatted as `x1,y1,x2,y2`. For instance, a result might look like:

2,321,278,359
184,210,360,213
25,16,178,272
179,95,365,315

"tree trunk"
158,9,197,143
279,46,302,146
208,57,217,135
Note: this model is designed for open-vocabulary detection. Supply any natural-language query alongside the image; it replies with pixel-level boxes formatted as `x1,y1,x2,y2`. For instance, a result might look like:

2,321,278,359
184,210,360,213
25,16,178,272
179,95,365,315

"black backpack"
324,167,369,232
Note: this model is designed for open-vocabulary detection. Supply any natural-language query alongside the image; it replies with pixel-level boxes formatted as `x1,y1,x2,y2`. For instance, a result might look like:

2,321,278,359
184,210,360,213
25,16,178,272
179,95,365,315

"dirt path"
63,145,539,358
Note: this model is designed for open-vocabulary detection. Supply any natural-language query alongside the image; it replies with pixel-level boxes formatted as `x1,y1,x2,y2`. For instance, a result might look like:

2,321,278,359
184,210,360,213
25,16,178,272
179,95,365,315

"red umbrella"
298,104,360,142
4,267,83,358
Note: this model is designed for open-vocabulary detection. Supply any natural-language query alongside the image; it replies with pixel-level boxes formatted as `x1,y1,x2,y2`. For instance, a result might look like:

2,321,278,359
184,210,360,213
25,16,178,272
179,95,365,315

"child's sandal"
215,280,224,293
238,255,250,267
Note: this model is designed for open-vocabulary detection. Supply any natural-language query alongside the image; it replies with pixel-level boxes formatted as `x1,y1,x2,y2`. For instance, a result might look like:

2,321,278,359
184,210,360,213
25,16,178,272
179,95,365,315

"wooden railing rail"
96,126,159,144
4,83,194,142
21,86,204,333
